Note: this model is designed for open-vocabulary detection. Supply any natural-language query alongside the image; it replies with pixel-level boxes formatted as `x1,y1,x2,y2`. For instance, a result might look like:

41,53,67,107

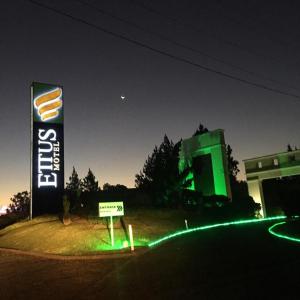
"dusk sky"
1,0,300,206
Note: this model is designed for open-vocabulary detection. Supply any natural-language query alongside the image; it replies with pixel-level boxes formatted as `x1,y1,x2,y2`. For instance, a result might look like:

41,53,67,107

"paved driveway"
1,222,300,299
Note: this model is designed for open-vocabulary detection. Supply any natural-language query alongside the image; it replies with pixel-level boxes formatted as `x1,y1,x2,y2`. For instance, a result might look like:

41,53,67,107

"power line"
129,0,300,72
25,0,300,101
74,0,300,93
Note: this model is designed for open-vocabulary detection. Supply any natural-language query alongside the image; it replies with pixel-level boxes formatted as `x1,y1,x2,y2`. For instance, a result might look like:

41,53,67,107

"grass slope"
0,209,193,255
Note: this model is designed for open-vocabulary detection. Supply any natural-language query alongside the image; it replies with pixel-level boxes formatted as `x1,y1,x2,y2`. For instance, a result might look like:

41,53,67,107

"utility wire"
25,0,300,101
75,0,300,92
129,0,299,72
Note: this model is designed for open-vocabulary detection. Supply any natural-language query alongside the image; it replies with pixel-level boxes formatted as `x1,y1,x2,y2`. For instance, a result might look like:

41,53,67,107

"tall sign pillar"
31,82,64,217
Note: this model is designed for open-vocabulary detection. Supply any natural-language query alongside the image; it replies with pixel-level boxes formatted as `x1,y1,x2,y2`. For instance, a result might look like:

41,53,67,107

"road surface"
1,221,300,299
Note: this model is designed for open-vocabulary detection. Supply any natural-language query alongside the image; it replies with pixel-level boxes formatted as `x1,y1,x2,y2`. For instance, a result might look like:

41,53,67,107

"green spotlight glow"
268,221,300,243
94,239,125,251
93,238,148,252
148,216,287,248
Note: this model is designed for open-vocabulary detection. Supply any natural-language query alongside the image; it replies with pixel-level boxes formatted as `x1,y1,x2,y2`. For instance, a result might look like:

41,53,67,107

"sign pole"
110,215,114,247
99,202,124,248
185,219,189,230
129,224,134,251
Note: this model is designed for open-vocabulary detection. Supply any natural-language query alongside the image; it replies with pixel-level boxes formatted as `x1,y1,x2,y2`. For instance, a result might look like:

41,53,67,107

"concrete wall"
179,129,231,198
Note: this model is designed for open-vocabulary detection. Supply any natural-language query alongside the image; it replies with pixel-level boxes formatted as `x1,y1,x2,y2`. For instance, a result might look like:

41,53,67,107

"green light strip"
148,216,287,247
268,221,300,243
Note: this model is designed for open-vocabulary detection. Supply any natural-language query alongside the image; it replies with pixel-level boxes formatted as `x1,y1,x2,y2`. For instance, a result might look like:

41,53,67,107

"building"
179,129,232,198
244,149,300,217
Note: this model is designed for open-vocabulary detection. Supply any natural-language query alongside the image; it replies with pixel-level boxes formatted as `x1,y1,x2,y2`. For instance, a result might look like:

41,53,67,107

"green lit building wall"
179,129,232,198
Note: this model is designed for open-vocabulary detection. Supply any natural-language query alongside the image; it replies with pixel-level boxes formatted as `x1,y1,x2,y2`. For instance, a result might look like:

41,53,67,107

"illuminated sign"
34,87,62,121
31,82,64,217
99,202,124,217
37,129,60,188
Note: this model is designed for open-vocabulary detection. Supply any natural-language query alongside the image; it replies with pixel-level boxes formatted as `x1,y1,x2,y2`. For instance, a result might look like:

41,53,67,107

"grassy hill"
0,208,196,255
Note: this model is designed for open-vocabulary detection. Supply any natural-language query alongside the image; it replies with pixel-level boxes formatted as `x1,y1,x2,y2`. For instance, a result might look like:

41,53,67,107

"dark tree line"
65,167,100,210
66,167,100,193
65,167,129,211
135,135,192,207
5,168,128,217
8,191,30,216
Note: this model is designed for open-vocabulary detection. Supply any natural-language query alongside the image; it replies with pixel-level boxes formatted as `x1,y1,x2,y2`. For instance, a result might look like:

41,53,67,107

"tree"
135,145,160,191
287,144,293,152
66,167,82,209
136,124,229,206
231,195,261,219
135,135,189,206
80,168,100,192
225,144,251,201
8,191,30,216
103,183,128,192
193,123,209,137
226,145,240,182
66,166,81,192
103,183,112,191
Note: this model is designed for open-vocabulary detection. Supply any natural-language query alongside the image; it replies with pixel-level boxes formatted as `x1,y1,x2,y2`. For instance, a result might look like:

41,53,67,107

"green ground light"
148,216,287,248
93,216,297,252
94,238,148,251
94,239,126,251
268,221,300,243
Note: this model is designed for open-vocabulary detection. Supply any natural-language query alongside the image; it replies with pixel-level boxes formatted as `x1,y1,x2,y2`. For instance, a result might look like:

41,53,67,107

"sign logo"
34,87,62,122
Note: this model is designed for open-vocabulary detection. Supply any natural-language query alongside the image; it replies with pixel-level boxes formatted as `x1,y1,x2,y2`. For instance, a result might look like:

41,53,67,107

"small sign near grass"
99,202,124,247
99,202,124,217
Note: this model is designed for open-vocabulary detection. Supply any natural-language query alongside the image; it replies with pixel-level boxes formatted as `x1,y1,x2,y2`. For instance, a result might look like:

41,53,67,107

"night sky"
1,0,300,206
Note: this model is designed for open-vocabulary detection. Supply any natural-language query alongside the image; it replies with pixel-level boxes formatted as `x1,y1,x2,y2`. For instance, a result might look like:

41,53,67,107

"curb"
0,246,149,260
